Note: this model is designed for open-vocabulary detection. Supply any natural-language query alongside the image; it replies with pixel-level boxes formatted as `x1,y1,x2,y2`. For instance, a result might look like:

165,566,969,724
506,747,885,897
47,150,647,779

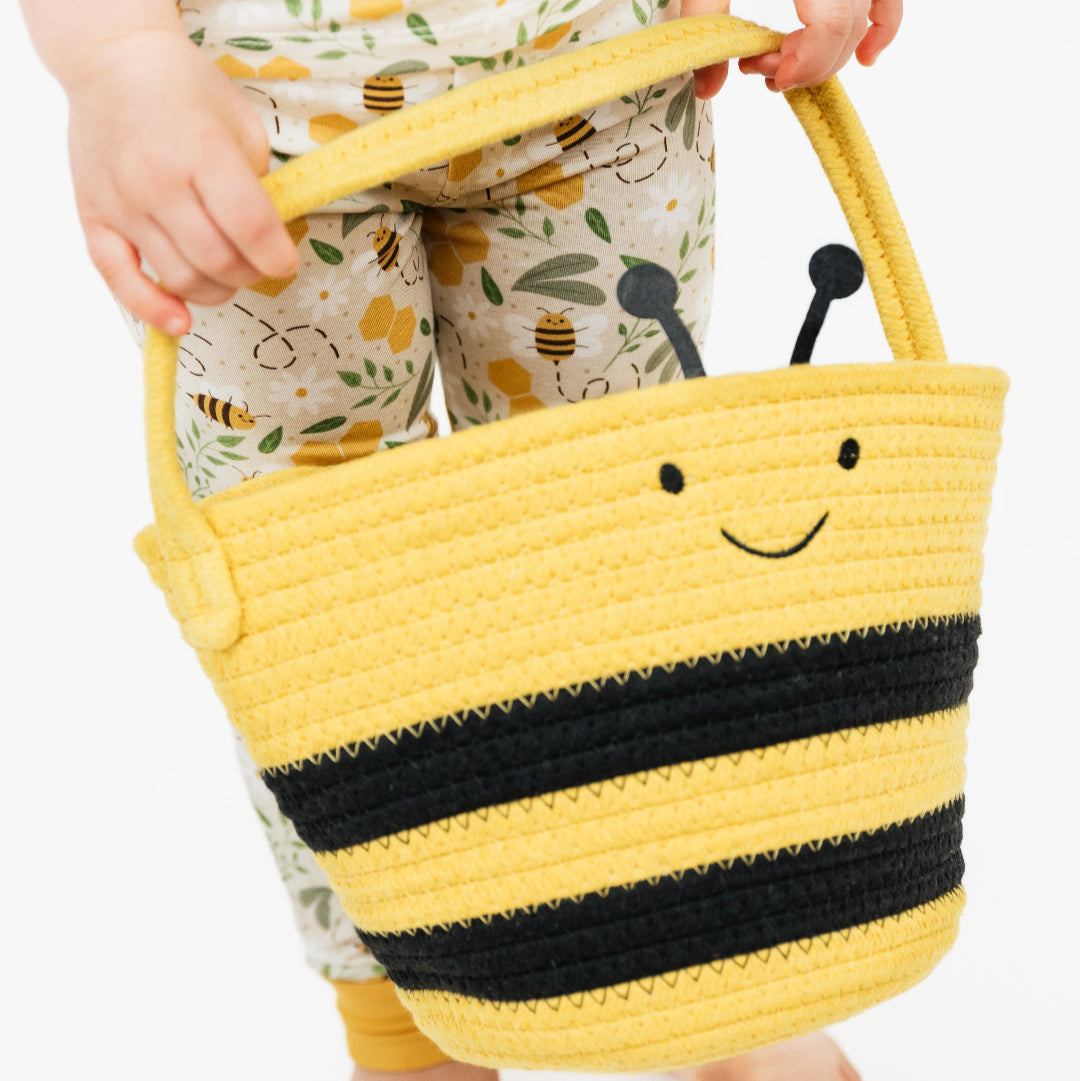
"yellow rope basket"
134,15,1007,1072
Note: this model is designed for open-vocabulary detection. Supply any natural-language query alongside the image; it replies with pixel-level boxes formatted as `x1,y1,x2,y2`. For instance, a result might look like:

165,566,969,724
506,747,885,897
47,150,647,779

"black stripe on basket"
263,616,979,853
359,798,964,1001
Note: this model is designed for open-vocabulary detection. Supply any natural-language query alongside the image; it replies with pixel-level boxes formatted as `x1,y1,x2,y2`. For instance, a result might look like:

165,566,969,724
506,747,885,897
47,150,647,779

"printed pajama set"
122,0,717,1066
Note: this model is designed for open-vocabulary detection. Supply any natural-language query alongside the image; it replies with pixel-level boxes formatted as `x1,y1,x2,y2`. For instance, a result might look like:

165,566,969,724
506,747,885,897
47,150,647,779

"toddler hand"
681,1,903,99
65,29,300,337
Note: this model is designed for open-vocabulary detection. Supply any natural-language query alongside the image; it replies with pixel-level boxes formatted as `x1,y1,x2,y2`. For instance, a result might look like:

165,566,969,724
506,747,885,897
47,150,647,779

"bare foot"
351,1060,499,1081
670,1032,861,1081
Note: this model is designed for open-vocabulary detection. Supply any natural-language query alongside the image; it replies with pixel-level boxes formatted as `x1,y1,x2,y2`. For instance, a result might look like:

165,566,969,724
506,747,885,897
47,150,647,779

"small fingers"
681,0,731,98
193,137,301,281
153,187,265,291
739,53,782,79
856,0,903,64
84,223,191,336
134,217,237,309
694,60,729,99
773,1,851,90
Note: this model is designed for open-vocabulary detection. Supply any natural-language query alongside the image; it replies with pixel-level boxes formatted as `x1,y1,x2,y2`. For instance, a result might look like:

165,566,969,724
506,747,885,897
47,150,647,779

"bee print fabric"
119,0,715,982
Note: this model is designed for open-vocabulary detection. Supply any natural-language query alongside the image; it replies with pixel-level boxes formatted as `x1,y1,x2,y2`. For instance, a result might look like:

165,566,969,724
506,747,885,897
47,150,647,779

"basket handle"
141,13,945,651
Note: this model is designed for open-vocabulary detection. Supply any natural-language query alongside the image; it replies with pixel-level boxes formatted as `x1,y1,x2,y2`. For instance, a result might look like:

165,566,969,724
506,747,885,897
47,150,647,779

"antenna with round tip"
790,244,864,365
616,263,706,379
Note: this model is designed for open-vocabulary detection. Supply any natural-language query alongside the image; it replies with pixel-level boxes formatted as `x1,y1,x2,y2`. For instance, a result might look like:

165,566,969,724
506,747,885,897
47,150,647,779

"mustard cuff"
329,977,452,1071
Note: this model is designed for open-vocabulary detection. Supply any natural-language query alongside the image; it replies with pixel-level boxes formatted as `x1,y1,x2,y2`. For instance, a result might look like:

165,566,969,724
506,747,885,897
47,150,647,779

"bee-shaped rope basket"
134,15,1008,1072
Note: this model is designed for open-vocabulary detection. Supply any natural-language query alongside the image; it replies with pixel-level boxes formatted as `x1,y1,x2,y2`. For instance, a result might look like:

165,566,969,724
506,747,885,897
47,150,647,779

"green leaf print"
317,50,348,59
515,253,598,285
632,1,648,25
451,56,484,66
585,208,612,243
665,78,693,132
463,378,479,406
384,388,401,407
330,20,341,33
543,217,555,238
312,0,323,21
300,416,347,434
206,455,226,466
419,318,431,336
364,358,378,378
191,419,200,440
225,36,274,51
406,352,434,430
220,450,248,461
343,206,390,238
382,365,395,383
189,28,205,46
679,232,690,260
400,199,425,214
259,427,284,454
525,279,605,305
683,94,696,151
406,14,438,46
513,254,605,306
498,228,527,239
660,356,681,383
481,267,504,306
354,395,377,408
377,60,430,76
216,434,244,446
338,370,363,387
310,239,343,265
620,255,655,269
645,338,674,373
482,390,492,413
299,886,333,931
517,22,528,46
285,0,301,15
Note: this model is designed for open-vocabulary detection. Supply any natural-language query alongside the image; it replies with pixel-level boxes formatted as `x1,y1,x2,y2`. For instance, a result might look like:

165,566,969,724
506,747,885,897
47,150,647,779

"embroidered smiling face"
658,436,861,559
616,250,867,561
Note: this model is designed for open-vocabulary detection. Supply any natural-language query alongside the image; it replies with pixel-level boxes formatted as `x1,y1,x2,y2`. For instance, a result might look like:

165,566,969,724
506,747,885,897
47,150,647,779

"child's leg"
231,732,454,1073
425,72,716,426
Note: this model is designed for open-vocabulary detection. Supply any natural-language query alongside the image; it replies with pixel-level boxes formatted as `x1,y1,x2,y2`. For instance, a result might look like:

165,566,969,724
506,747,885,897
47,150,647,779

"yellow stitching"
410,886,963,1017
340,728,961,881
262,613,965,768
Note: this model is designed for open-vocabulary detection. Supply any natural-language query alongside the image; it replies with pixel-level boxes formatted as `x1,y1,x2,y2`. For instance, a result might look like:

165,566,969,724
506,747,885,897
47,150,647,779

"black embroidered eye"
660,463,684,493
838,438,860,470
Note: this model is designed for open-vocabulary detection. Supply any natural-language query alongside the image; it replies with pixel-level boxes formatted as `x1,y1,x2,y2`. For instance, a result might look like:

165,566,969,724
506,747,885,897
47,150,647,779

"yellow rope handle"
142,13,944,651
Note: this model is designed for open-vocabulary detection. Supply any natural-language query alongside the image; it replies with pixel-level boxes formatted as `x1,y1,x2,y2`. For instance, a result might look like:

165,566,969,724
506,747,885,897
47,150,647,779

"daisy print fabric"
121,0,715,500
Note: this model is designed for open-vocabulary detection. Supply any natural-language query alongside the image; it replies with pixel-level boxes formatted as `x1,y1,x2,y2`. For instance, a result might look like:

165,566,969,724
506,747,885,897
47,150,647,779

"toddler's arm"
18,0,300,337
682,1,903,98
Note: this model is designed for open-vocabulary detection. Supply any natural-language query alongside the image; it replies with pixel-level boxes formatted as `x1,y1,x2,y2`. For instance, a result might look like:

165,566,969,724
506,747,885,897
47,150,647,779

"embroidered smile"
720,512,829,559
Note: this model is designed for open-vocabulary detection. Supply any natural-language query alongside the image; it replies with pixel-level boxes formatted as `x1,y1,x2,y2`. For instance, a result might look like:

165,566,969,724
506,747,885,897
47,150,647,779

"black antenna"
790,244,864,365
616,263,706,379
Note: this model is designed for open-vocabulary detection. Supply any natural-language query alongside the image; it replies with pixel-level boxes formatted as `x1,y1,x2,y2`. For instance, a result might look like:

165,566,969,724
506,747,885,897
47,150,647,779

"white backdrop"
3,2,1077,1079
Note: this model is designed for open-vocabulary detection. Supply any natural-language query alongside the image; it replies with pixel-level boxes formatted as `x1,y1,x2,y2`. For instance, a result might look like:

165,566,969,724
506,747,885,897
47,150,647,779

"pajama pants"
123,0,716,1067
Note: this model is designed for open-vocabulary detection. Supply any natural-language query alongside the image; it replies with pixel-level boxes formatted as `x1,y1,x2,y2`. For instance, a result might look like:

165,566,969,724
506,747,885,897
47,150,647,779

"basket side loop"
144,325,242,651
140,14,944,651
